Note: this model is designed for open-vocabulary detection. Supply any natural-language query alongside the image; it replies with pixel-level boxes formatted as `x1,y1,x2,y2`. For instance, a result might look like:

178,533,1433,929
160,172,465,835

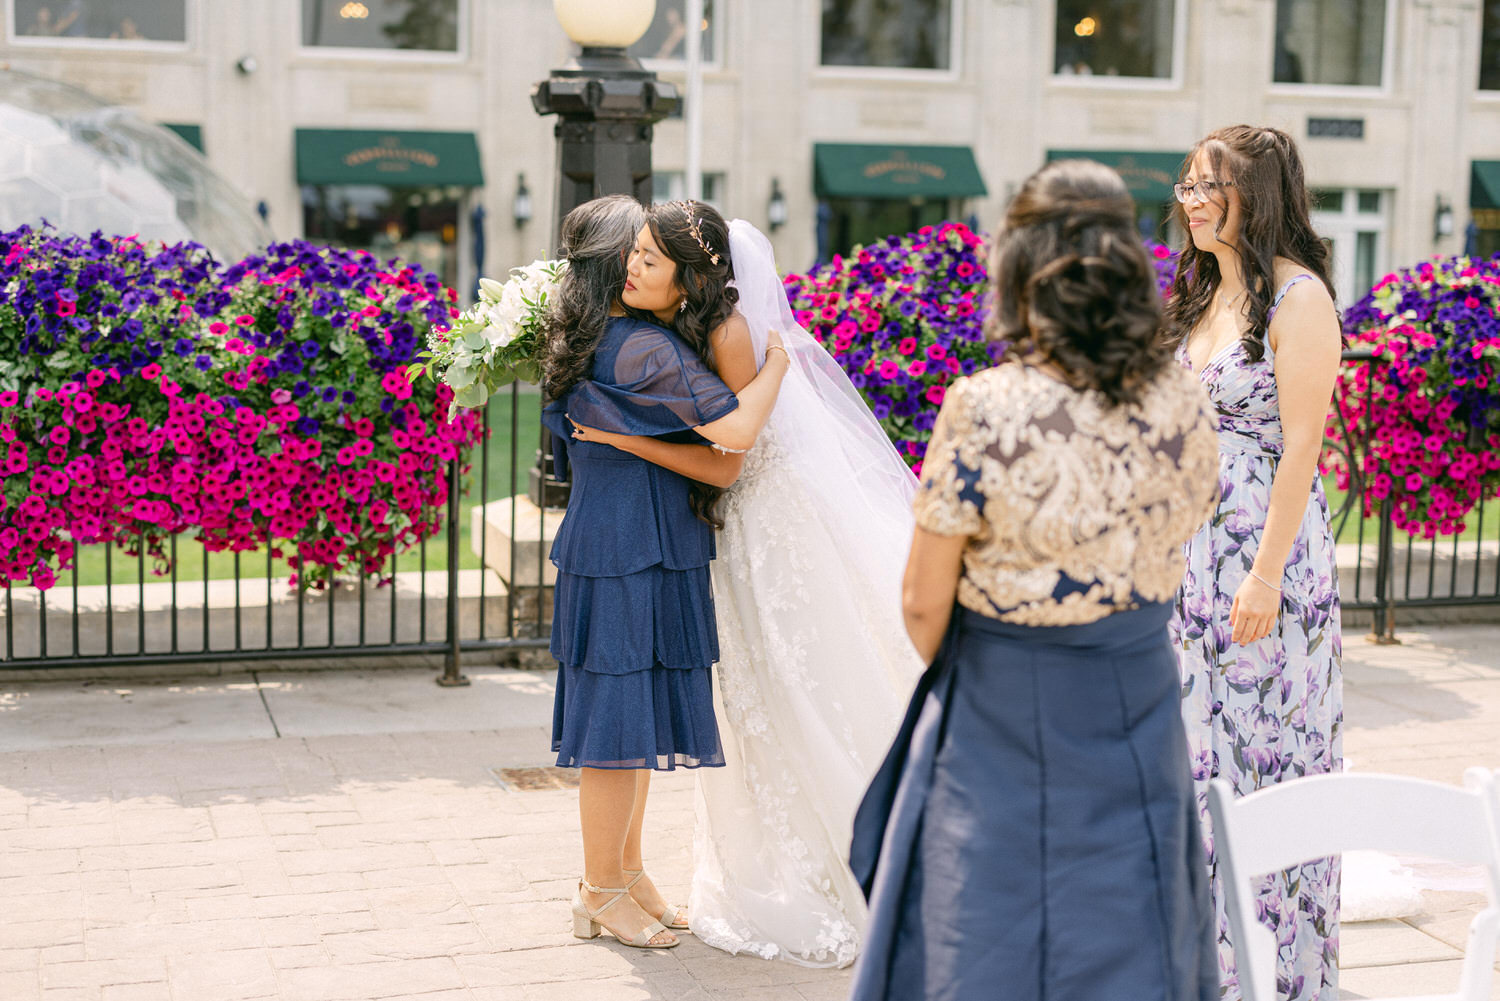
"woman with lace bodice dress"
847,160,1221,1001
570,201,923,967
1166,127,1344,1001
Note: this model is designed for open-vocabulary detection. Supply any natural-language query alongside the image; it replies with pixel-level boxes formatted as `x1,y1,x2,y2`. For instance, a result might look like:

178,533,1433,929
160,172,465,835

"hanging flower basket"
783,223,1178,476
0,226,485,591
1335,255,1500,538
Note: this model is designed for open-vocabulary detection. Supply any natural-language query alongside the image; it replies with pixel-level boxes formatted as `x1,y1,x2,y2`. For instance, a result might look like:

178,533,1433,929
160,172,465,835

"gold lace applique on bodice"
914,363,1220,626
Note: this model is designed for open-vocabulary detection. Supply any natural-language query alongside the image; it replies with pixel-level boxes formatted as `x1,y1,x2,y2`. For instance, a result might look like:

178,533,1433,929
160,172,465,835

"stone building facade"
2,0,1495,305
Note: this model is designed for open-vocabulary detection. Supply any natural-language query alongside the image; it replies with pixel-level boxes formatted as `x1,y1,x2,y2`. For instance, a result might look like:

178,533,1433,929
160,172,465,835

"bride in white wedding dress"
569,207,923,967
689,220,922,967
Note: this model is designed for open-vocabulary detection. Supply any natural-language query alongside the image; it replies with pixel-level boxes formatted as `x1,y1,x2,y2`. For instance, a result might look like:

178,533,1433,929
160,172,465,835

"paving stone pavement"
0,625,1497,1000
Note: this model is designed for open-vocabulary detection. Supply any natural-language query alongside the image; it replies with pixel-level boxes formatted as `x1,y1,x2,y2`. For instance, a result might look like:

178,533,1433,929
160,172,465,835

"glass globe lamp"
552,0,655,49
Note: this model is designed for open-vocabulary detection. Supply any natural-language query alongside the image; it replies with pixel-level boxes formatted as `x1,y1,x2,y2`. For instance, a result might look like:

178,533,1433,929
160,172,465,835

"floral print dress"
1170,275,1343,1001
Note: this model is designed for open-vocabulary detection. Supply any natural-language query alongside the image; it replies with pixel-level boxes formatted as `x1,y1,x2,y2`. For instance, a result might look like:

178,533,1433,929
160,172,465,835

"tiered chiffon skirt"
551,562,724,770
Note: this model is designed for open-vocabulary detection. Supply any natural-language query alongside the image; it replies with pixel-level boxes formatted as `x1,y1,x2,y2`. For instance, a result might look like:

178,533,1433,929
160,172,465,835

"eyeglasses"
1174,180,1235,204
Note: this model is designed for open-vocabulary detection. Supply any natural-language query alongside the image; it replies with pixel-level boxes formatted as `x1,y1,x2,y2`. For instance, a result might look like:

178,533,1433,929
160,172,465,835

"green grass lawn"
1324,475,1495,546
53,391,546,590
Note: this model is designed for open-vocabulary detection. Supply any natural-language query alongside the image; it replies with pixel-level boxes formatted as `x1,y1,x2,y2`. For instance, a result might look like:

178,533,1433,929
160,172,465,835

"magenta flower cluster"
783,225,1179,477
0,226,484,591
1335,254,1500,538
788,223,1496,540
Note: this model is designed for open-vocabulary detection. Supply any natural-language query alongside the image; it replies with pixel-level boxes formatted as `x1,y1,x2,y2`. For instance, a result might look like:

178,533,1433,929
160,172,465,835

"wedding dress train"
688,222,923,967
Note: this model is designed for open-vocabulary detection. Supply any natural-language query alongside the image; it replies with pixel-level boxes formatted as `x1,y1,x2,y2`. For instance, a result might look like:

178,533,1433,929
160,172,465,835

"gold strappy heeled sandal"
571,877,679,949
622,868,690,931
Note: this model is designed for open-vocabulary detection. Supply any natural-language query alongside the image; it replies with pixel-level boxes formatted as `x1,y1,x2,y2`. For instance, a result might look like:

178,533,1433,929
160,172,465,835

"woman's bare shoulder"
711,310,751,350
1271,257,1325,295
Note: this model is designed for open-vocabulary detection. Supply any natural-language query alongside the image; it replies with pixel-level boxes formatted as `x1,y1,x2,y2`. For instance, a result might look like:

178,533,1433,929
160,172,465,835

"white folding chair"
1207,769,1500,1001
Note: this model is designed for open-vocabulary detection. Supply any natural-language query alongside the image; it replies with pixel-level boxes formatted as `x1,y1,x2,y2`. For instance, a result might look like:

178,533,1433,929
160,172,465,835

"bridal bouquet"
412,258,564,410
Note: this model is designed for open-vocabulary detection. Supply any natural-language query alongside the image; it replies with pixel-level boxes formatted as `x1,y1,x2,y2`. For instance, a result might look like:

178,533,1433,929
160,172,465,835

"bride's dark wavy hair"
988,158,1170,407
1164,125,1335,362
540,195,645,401
645,200,738,529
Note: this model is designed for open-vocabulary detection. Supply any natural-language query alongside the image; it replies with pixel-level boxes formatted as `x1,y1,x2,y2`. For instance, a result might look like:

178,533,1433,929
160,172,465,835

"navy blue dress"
543,316,738,770
847,366,1221,1001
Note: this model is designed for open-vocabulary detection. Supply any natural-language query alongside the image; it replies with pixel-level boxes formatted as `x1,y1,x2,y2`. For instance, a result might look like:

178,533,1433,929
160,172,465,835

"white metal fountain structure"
0,67,270,260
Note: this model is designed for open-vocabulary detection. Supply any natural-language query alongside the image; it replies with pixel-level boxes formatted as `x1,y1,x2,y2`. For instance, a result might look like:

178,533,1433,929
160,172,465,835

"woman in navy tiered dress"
537,196,788,951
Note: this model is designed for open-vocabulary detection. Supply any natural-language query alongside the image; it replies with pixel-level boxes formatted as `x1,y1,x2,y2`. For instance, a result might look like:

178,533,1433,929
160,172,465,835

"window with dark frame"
1272,0,1386,86
301,0,459,52
1053,1,1176,79
820,0,953,71
1481,1,1500,91
13,0,185,42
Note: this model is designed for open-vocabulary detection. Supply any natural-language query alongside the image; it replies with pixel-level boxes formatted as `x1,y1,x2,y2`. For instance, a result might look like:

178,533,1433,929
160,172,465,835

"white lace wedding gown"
688,222,924,968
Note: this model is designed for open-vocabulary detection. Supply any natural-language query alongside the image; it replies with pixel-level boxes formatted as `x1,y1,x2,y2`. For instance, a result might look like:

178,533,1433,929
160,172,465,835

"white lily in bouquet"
409,258,565,411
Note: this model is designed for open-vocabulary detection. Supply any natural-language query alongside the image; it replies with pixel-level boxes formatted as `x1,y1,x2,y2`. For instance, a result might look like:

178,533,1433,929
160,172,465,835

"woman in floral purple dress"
1166,125,1344,1001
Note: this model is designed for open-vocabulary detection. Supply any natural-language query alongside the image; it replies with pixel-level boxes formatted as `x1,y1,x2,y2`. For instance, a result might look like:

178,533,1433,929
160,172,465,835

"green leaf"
445,364,478,390
454,381,489,409
513,359,542,385
461,328,488,352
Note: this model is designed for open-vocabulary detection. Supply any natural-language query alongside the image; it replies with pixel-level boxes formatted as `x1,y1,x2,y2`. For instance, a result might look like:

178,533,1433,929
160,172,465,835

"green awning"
1471,161,1500,209
814,143,987,200
1045,149,1187,203
163,123,203,152
295,129,484,187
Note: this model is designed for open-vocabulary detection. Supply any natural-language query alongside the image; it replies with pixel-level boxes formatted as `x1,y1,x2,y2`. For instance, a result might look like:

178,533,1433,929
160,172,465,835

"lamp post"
529,0,679,507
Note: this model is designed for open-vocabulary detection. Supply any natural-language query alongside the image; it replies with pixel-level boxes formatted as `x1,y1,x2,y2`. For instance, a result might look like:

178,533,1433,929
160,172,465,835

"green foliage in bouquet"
413,259,565,409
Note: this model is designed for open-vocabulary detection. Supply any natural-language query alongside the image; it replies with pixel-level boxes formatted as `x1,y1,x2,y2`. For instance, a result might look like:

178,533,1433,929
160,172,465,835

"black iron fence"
0,380,554,680
0,353,1494,674
1320,349,1498,642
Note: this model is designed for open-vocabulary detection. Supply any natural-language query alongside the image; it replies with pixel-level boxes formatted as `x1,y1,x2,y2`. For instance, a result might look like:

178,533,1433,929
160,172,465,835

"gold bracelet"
765,344,789,363
1247,569,1282,593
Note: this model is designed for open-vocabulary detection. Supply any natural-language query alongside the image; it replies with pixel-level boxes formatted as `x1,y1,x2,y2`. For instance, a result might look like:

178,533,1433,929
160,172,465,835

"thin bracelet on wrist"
1247,569,1283,593
765,344,789,363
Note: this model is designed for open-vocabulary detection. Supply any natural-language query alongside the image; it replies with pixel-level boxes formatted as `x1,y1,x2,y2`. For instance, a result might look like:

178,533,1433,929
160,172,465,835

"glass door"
1311,188,1389,305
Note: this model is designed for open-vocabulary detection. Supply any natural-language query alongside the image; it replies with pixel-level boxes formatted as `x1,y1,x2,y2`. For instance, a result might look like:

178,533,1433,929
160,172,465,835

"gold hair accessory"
678,200,721,266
